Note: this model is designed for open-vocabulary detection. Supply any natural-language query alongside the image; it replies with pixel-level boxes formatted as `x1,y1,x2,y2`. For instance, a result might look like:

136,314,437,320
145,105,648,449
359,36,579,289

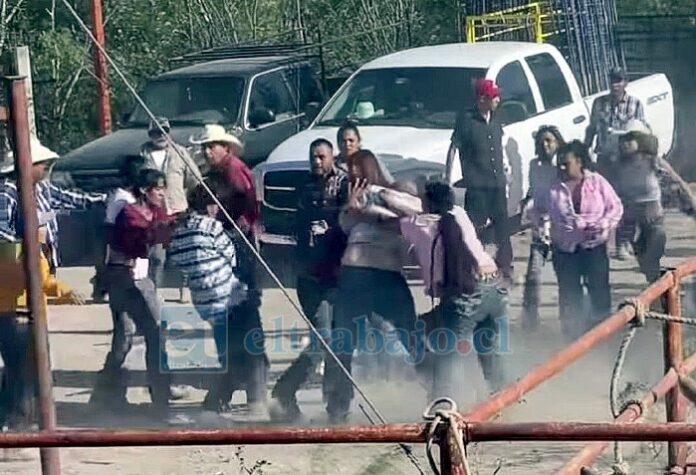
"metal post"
91,0,112,135
8,77,61,474
665,273,687,470
12,47,36,136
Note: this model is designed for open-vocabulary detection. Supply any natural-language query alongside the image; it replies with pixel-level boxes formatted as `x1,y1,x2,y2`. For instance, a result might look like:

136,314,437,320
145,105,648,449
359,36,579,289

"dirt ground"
2,210,696,474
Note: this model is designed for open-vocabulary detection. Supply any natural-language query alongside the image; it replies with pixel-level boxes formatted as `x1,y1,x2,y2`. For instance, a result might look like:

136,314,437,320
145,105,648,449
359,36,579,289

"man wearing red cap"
448,78,513,282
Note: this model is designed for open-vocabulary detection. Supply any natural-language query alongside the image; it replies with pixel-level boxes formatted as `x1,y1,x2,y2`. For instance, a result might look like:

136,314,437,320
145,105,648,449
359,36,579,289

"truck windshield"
316,67,486,129
127,77,245,126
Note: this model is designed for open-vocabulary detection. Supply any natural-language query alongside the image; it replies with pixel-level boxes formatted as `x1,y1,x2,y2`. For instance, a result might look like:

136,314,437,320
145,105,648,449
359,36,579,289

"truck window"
248,70,296,124
316,67,486,129
128,77,244,126
525,53,572,110
284,65,323,111
495,61,537,123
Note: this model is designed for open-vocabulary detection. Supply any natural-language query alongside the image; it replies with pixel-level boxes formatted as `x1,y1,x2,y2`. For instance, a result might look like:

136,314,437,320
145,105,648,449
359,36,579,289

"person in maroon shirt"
191,125,269,417
105,169,174,418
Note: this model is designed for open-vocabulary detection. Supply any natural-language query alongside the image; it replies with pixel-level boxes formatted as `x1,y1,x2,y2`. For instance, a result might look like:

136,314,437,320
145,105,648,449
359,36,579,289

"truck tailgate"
583,74,675,157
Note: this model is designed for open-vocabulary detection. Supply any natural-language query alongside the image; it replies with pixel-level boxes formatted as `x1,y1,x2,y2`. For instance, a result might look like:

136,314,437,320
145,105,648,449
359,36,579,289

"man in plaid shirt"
0,138,106,273
585,68,649,180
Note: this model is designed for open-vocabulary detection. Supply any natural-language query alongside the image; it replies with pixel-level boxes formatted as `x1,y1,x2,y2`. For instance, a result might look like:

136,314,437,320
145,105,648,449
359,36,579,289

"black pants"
324,267,417,420
271,277,334,402
552,244,611,341
465,187,513,276
207,299,269,408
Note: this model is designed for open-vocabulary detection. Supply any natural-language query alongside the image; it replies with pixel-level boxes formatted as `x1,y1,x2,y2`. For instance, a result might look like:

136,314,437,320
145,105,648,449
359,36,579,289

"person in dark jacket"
447,79,513,282
270,138,348,421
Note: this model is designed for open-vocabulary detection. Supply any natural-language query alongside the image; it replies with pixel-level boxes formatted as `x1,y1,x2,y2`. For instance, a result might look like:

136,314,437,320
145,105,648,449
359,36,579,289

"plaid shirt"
0,178,106,268
168,214,246,322
588,92,647,155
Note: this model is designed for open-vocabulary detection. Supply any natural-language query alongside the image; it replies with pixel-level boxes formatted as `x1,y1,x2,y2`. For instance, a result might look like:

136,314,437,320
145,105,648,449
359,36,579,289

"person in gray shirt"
615,124,665,282
520,125,565,331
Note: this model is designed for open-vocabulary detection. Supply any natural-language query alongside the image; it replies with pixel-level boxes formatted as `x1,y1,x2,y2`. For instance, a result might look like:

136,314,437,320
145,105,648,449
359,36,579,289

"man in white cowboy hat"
140,117,202,299
0,135,106,274
191,124,269,418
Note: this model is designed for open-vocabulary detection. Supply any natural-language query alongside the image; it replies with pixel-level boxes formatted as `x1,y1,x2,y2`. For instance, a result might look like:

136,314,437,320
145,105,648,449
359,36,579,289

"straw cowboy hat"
190,124,243,150
0,135,59,174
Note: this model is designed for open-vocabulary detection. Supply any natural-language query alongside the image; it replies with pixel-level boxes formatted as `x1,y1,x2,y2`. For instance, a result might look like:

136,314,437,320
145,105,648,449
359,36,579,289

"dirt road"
1,211,695,474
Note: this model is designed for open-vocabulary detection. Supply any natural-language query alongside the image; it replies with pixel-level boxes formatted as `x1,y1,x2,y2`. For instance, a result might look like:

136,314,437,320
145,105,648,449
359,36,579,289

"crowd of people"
0,67,695,428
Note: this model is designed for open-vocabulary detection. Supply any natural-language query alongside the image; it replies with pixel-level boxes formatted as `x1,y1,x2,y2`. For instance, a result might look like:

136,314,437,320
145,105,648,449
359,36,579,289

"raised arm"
47,182,106,210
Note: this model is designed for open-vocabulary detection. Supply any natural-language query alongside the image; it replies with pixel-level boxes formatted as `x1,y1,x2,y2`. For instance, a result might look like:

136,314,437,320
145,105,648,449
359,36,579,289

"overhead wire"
58,0,426,473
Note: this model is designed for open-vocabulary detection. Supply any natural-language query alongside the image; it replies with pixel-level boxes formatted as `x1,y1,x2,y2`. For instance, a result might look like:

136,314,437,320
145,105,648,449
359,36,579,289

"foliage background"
0,0,687,154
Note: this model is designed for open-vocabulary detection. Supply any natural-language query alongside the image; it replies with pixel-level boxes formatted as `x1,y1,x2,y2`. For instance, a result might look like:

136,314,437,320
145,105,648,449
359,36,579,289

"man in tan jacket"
141,117,202,299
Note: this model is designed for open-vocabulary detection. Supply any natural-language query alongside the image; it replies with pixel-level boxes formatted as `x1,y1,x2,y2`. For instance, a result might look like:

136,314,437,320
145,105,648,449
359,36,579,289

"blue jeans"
324,266,417,419
432,282,509,400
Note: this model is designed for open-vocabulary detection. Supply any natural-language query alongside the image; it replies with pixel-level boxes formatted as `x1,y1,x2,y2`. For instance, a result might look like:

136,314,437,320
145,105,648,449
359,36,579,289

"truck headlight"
252,166,265,202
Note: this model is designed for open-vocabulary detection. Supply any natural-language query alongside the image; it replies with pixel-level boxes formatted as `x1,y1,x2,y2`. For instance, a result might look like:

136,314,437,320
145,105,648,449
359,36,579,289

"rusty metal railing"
3,258,695,475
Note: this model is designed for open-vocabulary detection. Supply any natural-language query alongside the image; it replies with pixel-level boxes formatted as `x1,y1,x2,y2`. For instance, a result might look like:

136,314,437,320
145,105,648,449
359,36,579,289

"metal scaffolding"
464,0,626,96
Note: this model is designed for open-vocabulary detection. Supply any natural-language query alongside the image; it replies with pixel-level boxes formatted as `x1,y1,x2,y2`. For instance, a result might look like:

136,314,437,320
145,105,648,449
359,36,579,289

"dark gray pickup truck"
50,47,326,268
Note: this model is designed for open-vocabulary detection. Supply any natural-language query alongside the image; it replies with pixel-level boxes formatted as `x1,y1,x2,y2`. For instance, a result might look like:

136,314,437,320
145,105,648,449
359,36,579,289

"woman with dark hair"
520,125,565,331
549,140,623,340
324,149,421,424
105,168,174,418
336,121,362,167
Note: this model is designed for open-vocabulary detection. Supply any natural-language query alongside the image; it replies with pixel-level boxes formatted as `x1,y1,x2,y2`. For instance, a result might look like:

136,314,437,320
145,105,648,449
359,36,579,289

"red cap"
475,79,501,99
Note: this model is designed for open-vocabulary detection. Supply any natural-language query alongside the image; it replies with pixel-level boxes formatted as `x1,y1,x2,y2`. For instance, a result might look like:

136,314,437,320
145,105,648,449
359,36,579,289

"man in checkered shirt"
585,67,650,182
0,137,106,274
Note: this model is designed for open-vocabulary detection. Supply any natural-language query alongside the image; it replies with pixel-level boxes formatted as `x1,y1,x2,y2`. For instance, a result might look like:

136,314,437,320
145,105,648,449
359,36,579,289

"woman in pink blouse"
548,140,623,340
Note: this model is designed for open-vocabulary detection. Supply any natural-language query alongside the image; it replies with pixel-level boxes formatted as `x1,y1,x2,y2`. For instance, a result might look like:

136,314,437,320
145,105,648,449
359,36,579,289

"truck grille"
261,170,307,235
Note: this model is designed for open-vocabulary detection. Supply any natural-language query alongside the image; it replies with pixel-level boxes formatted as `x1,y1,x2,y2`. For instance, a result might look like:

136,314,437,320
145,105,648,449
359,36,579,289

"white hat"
190,124,243,149
0,135,59,174
355,101,375,120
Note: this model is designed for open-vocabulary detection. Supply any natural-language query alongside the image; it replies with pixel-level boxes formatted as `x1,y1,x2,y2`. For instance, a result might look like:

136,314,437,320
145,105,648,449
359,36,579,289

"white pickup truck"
254,41,674,281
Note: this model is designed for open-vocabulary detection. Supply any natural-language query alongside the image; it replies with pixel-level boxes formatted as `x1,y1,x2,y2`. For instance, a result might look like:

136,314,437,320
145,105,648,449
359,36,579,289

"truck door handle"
573,115,586,124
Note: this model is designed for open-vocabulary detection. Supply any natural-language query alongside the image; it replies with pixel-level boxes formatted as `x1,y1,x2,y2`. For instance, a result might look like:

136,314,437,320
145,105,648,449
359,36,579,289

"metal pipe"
7,419,696,449
664,277,687,468
0,425,428,447
463,272,675,422
90,0,112,135
555,350,696,474
8,77,61,475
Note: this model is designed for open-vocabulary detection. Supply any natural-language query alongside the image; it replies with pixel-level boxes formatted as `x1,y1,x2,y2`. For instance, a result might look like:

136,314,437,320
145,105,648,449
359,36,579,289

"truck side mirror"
248,108,275,128
118,112,131,127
